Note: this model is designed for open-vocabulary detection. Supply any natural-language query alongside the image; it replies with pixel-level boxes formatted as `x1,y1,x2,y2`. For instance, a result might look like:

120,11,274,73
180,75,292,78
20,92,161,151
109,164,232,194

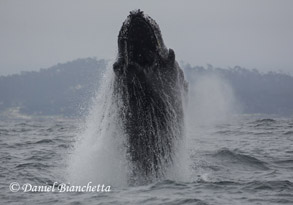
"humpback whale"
113,10,188,183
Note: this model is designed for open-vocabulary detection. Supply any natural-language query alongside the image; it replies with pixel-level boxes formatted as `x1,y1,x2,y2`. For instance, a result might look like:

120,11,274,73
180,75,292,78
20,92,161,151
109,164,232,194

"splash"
67,60,190,186
67,66,128,186
186,74,239,126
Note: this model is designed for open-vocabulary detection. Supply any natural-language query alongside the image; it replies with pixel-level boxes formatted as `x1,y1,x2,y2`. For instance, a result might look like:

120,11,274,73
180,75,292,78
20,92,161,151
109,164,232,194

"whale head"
114,9,175,74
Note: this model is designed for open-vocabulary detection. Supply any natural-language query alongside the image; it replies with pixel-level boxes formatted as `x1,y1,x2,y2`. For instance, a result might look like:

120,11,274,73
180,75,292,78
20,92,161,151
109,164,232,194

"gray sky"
1,0,293,76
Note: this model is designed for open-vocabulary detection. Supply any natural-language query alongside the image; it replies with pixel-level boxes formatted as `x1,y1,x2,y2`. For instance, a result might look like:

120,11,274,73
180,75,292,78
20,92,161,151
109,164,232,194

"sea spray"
67,66,128,186
186,74,239,126
185,72,240,182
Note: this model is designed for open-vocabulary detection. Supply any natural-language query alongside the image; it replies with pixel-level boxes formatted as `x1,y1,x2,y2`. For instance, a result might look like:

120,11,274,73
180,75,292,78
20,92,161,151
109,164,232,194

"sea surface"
0,114,293,205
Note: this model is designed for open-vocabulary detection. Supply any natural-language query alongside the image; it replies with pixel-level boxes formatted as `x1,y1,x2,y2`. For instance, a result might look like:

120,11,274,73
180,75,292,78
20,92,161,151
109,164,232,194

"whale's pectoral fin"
168,48,175,65
113,61,124,76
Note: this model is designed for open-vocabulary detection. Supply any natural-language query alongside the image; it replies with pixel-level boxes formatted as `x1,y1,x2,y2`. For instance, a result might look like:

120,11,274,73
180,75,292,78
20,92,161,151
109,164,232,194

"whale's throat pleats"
127,17,157,67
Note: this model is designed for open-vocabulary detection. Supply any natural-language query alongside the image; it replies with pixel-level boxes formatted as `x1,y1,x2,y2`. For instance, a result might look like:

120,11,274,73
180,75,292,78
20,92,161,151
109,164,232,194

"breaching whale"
113,10,188,183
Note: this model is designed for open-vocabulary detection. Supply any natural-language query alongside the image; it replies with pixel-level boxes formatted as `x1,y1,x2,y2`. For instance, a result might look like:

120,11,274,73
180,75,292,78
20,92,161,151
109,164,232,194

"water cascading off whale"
113,10,188,183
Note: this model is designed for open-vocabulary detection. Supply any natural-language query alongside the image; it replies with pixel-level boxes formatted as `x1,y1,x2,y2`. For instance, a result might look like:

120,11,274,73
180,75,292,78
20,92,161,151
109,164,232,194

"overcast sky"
0,0,293,76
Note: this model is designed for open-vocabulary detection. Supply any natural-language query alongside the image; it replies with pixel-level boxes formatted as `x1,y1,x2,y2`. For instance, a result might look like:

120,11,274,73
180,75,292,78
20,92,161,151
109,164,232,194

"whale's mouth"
127,16,158,67
117,10,163,68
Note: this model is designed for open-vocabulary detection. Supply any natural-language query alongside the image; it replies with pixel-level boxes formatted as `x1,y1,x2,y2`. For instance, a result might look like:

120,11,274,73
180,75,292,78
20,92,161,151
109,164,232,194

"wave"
25,152,56,161
251,118,278,128
16,162,50,169
284,131,293,135
193,178,293,191
35,139,55,144
275,159,293,164
254,119,276,123
212,148,269,170
274,159,293,169
243,180,293,191
149,179,190,190
149,179,293,194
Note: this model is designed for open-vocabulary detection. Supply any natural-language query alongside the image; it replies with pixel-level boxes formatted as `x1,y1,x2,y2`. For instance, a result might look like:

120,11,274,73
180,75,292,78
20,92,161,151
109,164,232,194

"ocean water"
1,113,293,205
